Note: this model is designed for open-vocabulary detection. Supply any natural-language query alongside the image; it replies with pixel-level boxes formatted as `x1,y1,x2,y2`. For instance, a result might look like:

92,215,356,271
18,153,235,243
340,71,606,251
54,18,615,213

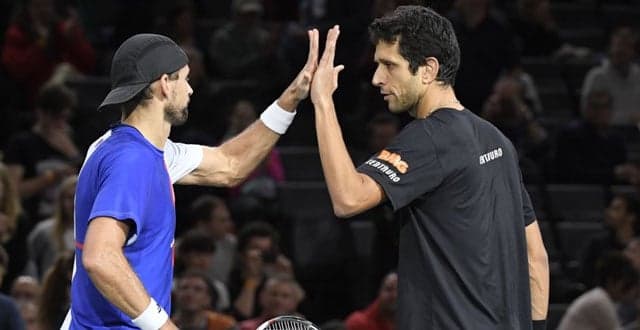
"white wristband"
131,297,169,330
260,100,296,135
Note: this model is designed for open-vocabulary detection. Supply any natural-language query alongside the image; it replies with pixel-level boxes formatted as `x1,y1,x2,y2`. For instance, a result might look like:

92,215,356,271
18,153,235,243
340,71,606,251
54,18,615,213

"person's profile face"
165,65,193,125
372,41,423,116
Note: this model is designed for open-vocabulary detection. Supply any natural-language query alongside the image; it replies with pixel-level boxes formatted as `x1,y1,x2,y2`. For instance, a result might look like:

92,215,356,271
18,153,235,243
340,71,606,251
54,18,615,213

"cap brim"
97,82,149,111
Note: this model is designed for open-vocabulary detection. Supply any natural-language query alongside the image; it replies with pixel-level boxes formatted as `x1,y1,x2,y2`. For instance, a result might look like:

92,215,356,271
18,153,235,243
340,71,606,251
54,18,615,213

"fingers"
305,29,319,68
320,25,340,67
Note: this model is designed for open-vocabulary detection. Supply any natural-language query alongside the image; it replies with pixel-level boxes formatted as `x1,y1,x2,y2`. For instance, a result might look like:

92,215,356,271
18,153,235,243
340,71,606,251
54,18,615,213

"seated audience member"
4,84,80,221
223,100,285,211
36,252,73,330
558,252,638,330
0,246,25,330
19,301,38,330
9,276,39,307
554,91,627,184
228,221,293,320
482,73,548,181
172,271,237,330
176,230,231,311
581,26,640,126
26,175,76,280
238,274,305,330
1,0,95,105
345,272,397,330
0,162,30,293
208,0,273,82
190,195,237,285
511,0,562,57
580,194,640,288
447,0,520,113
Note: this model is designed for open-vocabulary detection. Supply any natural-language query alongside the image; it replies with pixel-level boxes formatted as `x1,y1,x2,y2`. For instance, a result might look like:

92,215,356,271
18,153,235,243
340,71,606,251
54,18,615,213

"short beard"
164,103,188,126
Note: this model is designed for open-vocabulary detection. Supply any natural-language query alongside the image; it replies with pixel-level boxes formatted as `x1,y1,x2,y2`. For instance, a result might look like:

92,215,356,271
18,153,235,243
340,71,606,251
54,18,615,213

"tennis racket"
257,315,320,330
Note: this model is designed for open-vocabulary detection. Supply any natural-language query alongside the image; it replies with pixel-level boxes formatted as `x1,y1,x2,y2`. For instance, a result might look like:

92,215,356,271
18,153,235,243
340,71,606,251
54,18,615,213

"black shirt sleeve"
357,122,444,211
521,183,537,226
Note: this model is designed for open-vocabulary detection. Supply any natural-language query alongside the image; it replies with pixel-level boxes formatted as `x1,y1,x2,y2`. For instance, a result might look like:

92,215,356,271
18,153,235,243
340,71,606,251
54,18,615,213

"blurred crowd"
0,0,640,329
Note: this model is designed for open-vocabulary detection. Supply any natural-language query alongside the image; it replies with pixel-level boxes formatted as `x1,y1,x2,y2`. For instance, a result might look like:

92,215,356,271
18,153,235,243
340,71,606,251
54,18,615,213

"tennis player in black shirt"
309,6,549,330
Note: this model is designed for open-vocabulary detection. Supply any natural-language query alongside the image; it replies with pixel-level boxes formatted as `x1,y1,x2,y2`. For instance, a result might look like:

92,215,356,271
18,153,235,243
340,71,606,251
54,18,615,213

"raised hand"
310,25,344,107
278,29,319,111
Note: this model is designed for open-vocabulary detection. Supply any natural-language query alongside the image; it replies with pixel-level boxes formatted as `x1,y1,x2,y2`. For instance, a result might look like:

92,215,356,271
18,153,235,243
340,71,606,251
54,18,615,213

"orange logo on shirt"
377,150,409,174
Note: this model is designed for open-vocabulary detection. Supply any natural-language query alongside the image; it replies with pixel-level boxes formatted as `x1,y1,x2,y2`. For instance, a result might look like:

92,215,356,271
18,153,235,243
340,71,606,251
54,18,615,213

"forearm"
217,89,300,186
218,120,280,186
529,245,549,320
314,101,366,216
83,247,151,318
232,278,260,319
523,221,549,323
18,173,57,198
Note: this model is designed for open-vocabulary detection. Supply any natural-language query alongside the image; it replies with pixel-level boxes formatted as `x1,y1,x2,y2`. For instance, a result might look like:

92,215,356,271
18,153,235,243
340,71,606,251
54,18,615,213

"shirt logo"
377,150,409,174
479,147,503,165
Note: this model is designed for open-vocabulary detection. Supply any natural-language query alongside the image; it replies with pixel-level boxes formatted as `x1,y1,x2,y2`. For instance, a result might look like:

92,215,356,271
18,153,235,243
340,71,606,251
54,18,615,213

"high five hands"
310,25,344,108
280,25,343,110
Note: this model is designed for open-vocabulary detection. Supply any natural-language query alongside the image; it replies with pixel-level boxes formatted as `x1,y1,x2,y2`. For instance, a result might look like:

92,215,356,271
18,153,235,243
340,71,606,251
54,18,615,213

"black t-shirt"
357,109,535,330
4,131,77,219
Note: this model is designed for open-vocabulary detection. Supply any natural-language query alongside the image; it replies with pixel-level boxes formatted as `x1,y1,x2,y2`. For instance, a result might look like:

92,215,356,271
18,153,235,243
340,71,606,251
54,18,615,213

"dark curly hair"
369,5,460,86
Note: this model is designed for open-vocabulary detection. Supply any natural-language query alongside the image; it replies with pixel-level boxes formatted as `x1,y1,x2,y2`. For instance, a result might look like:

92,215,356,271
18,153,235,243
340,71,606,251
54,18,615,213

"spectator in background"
26,175,76,280
580,194,640,288
238,274,305,330
0,246,25,330
511,0,562,57
223,100,285,201
19,302,38,330
482,73,548,182
208,0,273,82
190,195,237,285
1,0,95,106
558,252,638,330
345,272,397,330
176,230,231,311
9,276,39,307
4,84,79,221
228,221,293,320
581,26,640,126
554,91,627,184
0,162,30,294
172,271,237,330
161,1,214,140
36,252,73,330
447,0,520,114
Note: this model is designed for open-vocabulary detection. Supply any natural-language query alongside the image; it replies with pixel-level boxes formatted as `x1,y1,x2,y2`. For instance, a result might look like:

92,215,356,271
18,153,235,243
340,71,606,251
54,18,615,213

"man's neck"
415,86,464,118
122,105,171,150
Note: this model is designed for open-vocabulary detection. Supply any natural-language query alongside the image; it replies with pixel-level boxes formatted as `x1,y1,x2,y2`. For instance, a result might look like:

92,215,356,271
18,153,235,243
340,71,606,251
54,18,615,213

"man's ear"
157,73,171,99
422,57,440,84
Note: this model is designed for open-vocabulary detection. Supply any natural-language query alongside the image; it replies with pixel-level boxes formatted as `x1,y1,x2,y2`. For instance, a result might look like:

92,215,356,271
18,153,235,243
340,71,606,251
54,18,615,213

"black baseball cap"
98,33,188,111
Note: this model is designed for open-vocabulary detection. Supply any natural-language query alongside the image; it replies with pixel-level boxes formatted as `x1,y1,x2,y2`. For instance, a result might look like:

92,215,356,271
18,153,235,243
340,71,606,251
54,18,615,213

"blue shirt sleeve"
89,150,157,238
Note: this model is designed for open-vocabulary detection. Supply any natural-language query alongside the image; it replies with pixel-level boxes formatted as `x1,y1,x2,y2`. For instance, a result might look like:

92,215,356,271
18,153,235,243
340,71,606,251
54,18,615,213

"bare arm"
7,164,71,198
310,26,385,217
526,220,549,321
177,30,319,187
82,217,177,329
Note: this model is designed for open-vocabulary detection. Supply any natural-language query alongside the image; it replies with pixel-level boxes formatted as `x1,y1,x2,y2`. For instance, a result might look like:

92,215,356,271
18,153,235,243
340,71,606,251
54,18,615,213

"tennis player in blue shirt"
62,31,319,330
